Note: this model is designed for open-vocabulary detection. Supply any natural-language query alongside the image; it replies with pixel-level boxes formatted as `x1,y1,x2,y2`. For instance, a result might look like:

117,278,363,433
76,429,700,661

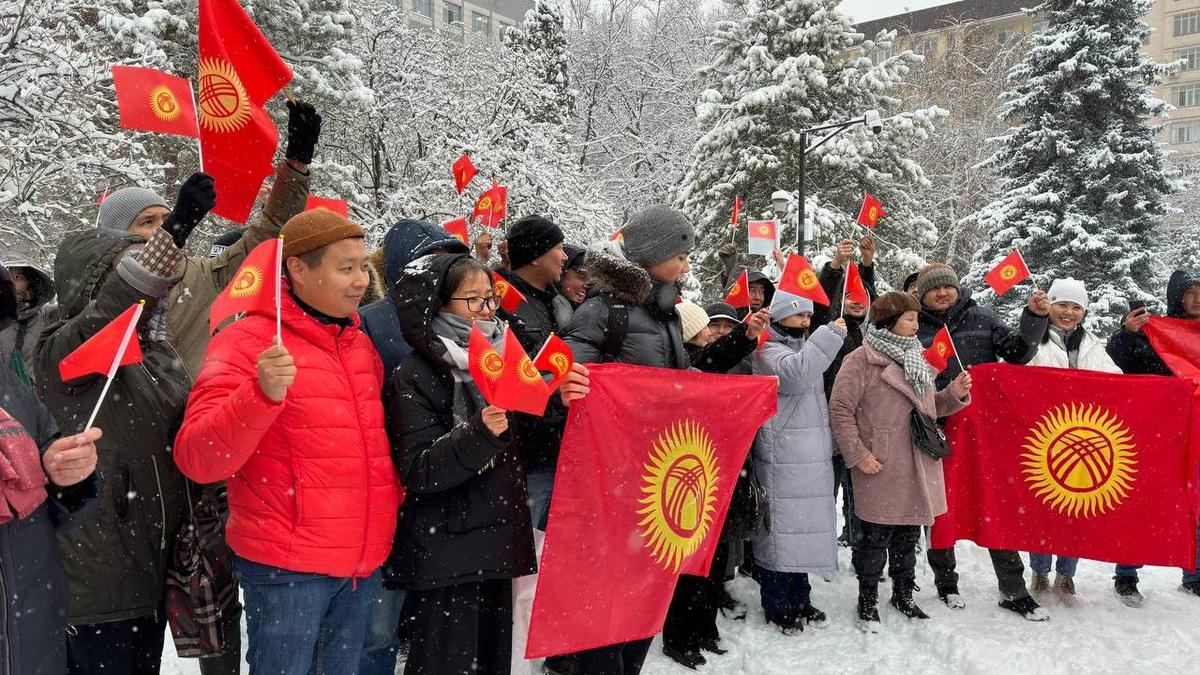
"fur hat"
1048,277,1089,310
676,301,709,343
281,208,365,259
97,187,168,232
916,263,960,300
870,291,921,329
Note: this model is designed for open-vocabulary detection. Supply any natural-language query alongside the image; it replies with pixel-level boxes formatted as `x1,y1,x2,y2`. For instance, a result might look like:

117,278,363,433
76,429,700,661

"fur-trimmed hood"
584,247,653,304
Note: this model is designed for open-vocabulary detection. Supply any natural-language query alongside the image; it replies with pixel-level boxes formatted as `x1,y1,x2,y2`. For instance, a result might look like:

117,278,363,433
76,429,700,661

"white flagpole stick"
275,237,284,344
840,262,849,320
1016,248,1039,293
189,79,203,170
83,301,144,432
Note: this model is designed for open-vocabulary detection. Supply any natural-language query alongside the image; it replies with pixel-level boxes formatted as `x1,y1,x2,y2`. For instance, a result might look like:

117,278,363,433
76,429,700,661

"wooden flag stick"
83,301,145,432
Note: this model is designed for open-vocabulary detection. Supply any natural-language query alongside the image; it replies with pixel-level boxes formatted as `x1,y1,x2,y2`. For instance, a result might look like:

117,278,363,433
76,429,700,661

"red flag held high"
468,322,504,402
491,329,551,416
472,183,507,227
723,270,751,310
493,270,525,313
984,249,1031,297
304,195,348,217
923,325,957,374
844,261,870,307
111,65,199,139
209,239,281,333
442,216,469,245
453,154,478,194
857,193,885,228
59,303,144,382
747,220,778,256
730,194,741,229
931,364,1200,568
533,333,575,391
199,0,294,223
776,254,830,306
528,364,777,658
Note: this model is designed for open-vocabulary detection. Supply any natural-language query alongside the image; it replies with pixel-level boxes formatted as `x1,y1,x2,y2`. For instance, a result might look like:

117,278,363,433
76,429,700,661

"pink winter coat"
829,343,969,526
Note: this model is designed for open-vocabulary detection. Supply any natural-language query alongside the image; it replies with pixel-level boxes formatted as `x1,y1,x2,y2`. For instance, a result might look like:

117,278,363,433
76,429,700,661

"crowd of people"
1,98,1199,675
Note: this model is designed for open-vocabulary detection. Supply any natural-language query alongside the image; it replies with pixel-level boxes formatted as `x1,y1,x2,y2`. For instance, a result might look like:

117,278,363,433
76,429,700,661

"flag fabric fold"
453,154,478,194
59,303,145,382
209,239,281,334
844,261,869,307
491,330,551,416
111,65,200,138
984,249,1031,297
923,325,957,373
493,271,525,313
442,216,469,245
776,254,830,306
533,333,574,391
857,193,885,228
723,270,751,310
1144,317,1200,386
473,183,508,228
730,195,741,229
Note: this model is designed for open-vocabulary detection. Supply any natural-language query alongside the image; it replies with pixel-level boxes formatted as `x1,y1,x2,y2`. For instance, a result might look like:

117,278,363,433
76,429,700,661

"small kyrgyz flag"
493,270,525,313
304,195,348,217
747,219,778,257
199,0,293,223
1144,317,1200,386
610,229,624,244
776,254,830,306
492,329,551,416
453,154,478,194
111,65,200,138
923,325,957,374
98,189,110,204
209,238,281,333
468,321,504,401
472,183,507,228
730,194,741,229
844,261,870,307
931,363,1200,568
527,364,777,658
984,249,1031,297
59,303,145,382
442,216,469,245
742,311,769,349
534,333,575,391
857,193,885,228
724,270,751,310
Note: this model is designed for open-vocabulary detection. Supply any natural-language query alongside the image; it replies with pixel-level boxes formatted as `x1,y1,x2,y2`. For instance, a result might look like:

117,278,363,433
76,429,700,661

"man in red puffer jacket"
175,208,404,674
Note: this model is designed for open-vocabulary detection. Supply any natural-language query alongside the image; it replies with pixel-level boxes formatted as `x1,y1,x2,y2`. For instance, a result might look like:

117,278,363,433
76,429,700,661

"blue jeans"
236,556,381,675
1114,518,1200,584
1029,553,1079,577
757,568,811,624
527,468,555,531
356,588,407,675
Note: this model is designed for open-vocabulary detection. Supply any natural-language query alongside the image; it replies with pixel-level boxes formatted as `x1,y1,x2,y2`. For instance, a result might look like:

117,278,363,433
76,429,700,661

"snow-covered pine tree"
675,0,944,295
505,0,575,129
962,0,1180,329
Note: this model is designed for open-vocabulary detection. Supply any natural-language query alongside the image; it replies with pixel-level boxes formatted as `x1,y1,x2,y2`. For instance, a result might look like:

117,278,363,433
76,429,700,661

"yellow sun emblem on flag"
1021,404,1137,518
198,58,251,133
494,279,511,298
149,85,182,122
477,195,493,212
1000,264,1018,280
936,342,948,357
547,352,571,377
868,206,878,221
478,350,504,380
518,354,542,385
757,224,772,236
637,420,719,573
797,269,818,290
230,266,264,299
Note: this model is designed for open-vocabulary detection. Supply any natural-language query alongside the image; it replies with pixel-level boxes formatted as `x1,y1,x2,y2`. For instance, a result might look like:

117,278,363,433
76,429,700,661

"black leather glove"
163,172,216,248
284,100,322,164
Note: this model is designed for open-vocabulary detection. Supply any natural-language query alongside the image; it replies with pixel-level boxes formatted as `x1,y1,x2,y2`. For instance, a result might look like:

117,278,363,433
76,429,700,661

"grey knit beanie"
620,205,695,268
916,263,960,301
97,187,168,232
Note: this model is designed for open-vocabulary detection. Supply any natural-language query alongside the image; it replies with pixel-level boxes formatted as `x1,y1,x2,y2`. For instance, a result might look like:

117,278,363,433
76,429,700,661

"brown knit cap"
280,208,365,259
870,291,920,329
915,262,960,300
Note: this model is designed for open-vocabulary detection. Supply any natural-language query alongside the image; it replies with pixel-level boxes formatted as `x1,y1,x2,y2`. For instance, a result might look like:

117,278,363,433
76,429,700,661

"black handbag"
910,407,950,459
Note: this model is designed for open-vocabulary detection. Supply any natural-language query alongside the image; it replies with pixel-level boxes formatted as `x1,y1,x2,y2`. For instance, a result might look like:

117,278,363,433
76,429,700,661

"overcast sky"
837,0,957,23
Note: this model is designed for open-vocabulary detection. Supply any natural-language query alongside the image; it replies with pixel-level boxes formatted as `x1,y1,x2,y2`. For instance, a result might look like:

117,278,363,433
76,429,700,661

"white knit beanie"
1048,277,1089,310
676,301,710,343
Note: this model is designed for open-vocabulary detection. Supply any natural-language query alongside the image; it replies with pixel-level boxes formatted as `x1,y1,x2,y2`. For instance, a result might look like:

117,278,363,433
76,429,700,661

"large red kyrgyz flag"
931,363,1200,568
1145,317,1200,386
527,364,777,658
198,0,293,223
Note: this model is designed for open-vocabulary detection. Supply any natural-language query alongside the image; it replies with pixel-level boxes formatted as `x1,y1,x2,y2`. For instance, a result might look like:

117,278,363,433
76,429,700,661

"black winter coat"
685,324,759,374
813,262,877,399
562,251,688,369
496,270,572,473
1107,269,1200,376
917,289,1047,388
0,365,96,675
383,253,536,591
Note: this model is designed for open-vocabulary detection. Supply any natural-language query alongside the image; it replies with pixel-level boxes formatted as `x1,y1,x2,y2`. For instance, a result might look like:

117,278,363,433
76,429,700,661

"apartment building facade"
384,0,535,42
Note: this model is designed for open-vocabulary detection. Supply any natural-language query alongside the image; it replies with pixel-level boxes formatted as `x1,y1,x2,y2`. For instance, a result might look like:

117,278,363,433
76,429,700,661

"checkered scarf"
865,327,934,396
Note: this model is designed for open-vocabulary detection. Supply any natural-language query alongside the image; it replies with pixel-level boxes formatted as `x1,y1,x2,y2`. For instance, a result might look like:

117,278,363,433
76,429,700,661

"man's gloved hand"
285,100,322,165
163,172,216,248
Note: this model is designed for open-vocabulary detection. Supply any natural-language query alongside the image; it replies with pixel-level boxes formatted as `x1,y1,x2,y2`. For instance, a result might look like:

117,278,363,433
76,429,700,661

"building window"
1174,11,1200,37
1178,46,1200,71
912,38,938,57
1172,122,1200,144
412,0,431,18
997,27,1017,44
1032,20,1049,35
444,2,462,25
1175,82,1200,107
871,47,895,65
472,12,490,34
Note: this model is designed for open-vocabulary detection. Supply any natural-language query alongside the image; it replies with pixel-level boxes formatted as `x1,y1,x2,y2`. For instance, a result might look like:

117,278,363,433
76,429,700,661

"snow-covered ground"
162,538,1200,674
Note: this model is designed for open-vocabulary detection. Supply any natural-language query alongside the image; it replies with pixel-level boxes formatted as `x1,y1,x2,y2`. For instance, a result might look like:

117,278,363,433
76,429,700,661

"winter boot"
698,637,728,655
999,595,1050,621
797,604,828,628
715,584,747,620
544,654,580,675
1114,576,1145,608
937,585,966,610
1031,571,1050,596
856,582,882,633
662,644,706,670
1053,575,1077,607
1181,580,1200,597
889,579,930,620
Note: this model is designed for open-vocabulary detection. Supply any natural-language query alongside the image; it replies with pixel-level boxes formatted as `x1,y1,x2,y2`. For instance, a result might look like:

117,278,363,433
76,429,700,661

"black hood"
0,266,16,331
381,219,470,290
53,229,144,320
746,268,776,306
390,252,471,371
1166,269,1200,318
2,250,54,313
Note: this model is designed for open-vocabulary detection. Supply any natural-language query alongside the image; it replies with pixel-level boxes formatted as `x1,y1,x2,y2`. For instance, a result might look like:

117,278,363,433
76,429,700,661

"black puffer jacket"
562,250,688,369
35,230,191,624
685,324,759,374
1107,269,1200,376
917,288,1047,388
0,297,96,675
496,270,571,473
382,253,536,591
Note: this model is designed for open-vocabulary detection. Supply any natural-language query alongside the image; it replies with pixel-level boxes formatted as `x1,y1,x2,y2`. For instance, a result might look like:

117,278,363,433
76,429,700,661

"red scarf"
0,405,48,523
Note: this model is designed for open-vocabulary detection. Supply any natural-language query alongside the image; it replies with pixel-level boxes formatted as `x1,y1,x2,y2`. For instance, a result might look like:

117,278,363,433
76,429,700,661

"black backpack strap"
601,298,629,363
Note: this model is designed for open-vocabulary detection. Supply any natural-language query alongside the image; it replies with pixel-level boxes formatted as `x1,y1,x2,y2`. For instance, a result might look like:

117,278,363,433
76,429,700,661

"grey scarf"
865,327,935,396
431,312,503,426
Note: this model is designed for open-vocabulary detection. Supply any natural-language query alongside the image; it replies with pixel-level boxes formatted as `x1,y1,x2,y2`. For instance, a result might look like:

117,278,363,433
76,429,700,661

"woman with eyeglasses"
383,253,536,674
